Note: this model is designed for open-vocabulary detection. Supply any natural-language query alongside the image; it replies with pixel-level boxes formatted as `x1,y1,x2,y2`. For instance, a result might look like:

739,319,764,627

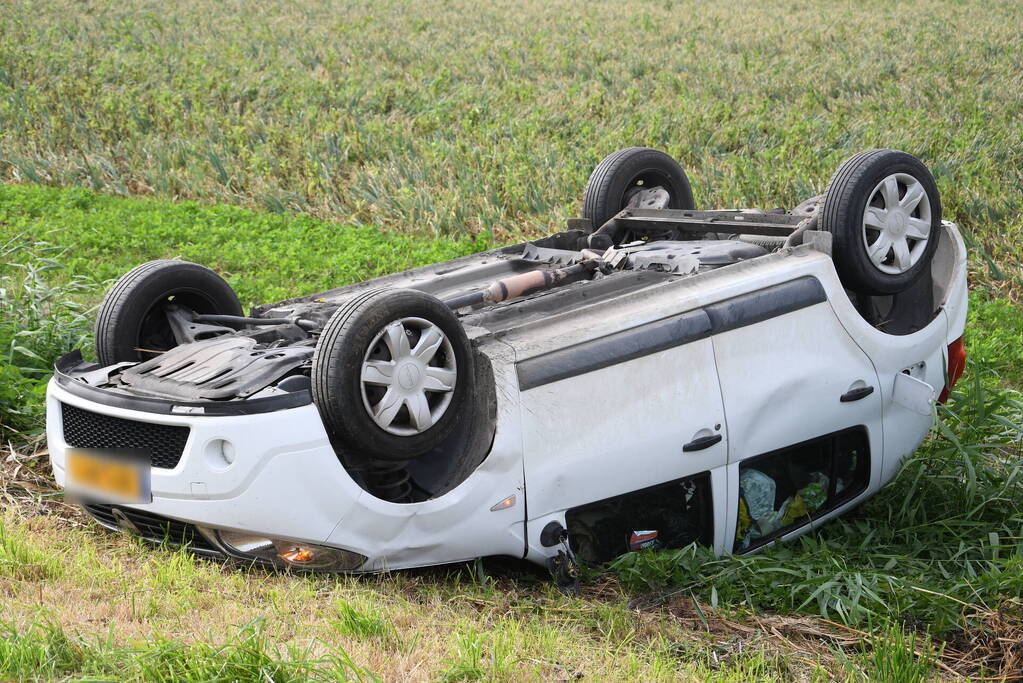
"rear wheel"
312,289,475,462
95,260,242,365
582,147,695,229
820,149,941,295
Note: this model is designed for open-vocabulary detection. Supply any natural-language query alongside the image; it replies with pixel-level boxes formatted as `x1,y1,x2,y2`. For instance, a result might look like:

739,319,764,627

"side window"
566,473,712,564
735,428,869,552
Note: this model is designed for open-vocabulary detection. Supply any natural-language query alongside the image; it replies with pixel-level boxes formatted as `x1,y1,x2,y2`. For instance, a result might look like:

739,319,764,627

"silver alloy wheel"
861,172,932,275
625,185,672,210
360,317,457,436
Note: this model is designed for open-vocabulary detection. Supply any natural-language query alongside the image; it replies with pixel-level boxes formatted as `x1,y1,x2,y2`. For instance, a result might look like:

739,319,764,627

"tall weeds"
0,235,95,438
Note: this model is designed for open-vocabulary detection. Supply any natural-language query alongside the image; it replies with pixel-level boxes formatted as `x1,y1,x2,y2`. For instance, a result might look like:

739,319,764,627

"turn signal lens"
490,494,516,511
938,335,966,404
267,539,365,570
213,529,367,571
277,546,316,564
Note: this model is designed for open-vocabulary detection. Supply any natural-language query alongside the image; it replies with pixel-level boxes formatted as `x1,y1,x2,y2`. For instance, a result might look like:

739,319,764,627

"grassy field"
2,0,1023,680
2,0,1022,283
2,186,1022,681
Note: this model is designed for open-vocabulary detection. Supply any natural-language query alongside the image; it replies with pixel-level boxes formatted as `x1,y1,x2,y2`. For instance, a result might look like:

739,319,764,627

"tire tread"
820,149,941,295
582,147,694,228
95,260,241,365
311,288,474,461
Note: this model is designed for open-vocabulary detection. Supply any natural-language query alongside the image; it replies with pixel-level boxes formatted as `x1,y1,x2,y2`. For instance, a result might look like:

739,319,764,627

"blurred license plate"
66,448,151,504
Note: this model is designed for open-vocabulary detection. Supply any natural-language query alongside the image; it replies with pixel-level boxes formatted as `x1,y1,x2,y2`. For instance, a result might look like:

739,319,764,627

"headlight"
210,529,367,571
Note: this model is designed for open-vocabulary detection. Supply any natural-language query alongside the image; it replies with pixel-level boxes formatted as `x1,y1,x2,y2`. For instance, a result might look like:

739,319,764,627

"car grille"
83,503,220,554
60,402,190,470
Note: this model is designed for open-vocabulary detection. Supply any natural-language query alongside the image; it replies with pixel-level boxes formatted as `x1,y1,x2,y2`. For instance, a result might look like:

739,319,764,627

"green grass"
837,622,939,683
0,184,486,307
968,290,1023,387
2,0,1023,677
1,0,1022,286
2,184,1020,681
439,626,517,682
0,518,61,581
0,511,861,681
333,601,391,641
0,619,372,682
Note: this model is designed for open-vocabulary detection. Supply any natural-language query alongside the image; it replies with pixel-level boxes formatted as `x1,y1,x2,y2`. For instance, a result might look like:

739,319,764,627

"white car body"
47,220,968,573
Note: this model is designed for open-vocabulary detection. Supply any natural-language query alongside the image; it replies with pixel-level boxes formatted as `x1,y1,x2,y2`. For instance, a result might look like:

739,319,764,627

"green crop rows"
2,0,1023,679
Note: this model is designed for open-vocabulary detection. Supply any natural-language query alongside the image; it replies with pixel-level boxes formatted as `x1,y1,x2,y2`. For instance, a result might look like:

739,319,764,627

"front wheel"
820,149,942,295
312,289,475,462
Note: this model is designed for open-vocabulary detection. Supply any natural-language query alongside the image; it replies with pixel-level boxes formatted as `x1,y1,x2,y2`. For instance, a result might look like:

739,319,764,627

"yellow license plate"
66,448,151,503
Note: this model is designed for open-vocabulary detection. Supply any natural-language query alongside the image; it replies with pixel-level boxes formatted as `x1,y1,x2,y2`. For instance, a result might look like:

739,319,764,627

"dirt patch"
944,600,1023,680
626,592,1022,680
1,436,85,523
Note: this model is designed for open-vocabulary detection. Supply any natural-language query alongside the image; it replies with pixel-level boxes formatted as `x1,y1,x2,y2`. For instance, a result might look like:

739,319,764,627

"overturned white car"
47,148,968,584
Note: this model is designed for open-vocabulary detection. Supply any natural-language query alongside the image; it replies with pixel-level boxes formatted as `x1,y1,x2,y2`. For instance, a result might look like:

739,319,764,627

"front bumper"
46,375,528,571
49,377,362,548
80,502,368,570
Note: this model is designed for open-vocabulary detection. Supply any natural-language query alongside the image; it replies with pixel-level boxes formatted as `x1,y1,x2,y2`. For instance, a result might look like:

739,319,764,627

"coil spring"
365,462,413,503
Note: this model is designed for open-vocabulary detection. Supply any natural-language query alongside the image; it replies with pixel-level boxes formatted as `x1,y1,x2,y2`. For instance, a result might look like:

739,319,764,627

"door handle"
683,433,722,452
840,386,875,402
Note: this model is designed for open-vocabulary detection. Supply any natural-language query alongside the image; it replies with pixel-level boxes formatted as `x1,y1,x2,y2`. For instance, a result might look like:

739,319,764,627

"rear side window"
566,472,712,564
735,428,869,552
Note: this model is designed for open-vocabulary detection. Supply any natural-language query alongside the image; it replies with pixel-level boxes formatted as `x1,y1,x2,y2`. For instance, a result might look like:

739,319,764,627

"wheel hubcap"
360,317,457,436
861,173,931,275
625,185,671,210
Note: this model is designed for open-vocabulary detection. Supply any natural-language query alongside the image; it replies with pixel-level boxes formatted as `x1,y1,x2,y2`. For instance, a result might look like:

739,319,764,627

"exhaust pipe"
442,259,600,310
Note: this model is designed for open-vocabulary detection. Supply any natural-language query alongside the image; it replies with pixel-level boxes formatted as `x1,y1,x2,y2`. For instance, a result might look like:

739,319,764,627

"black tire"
312,288,475,462
582,147,695,229
95,260,243,366
820,149,942,295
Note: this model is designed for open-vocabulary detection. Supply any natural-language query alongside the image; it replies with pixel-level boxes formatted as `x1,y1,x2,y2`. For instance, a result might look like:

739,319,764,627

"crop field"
1,0,1023,680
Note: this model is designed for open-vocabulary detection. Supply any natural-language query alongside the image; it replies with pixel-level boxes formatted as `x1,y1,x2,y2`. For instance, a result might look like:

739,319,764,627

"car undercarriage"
48,147,968,576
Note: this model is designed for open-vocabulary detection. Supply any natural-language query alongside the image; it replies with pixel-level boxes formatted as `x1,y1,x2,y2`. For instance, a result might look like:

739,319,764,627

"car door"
709,279,883,551
518,327,729,563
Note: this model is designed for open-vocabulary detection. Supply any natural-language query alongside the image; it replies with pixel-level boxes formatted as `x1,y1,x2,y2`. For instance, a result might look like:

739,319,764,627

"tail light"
938,335,966,404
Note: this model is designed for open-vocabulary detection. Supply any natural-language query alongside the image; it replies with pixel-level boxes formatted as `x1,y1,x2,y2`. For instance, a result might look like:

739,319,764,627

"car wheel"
582,147,695,229
95,260,243,365
820,149,942,295
312,288,475,462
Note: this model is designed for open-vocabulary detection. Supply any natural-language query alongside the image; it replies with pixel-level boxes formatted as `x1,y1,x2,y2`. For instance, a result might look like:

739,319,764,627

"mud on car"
48,148,968,582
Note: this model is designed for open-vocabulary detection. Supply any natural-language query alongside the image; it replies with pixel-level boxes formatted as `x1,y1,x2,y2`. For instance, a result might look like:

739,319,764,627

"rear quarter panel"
822,222,967,486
